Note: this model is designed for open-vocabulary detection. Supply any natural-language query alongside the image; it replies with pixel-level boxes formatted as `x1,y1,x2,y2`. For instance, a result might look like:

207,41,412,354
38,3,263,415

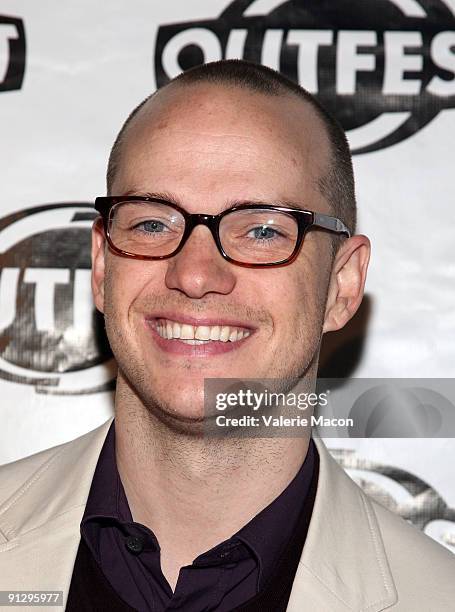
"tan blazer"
0,418,454,611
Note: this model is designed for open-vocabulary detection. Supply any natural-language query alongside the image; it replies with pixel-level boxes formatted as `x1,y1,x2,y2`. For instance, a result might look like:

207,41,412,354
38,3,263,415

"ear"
91,217,106,314
323,234,371,333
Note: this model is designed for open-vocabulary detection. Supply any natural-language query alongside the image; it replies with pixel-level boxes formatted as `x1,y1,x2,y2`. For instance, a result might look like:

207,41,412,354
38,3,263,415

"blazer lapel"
287,437,398,611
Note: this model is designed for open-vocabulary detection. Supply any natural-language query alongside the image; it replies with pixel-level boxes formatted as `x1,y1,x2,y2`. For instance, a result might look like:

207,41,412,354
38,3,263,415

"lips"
145,316,254,355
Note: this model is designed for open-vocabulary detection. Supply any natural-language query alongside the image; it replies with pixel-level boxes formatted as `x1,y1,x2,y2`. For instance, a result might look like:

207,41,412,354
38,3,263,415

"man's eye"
134,220,167,233
248,225,280,240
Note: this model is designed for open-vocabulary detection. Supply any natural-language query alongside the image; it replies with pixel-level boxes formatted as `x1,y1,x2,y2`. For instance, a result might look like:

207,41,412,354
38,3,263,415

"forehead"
113,83,330,206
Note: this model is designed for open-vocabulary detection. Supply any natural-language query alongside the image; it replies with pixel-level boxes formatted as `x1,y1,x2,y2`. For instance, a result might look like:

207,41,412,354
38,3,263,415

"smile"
153,318,251,344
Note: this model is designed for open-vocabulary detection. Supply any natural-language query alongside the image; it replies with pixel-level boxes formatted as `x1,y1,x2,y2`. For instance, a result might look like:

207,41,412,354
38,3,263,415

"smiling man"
1,60,455,612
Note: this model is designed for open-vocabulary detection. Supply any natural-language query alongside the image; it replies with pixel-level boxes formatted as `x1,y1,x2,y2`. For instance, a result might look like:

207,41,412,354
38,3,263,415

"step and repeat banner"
1,0,454,550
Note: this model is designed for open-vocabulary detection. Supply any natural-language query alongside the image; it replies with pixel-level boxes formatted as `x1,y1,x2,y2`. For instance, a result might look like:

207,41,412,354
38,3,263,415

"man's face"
93,84,335,423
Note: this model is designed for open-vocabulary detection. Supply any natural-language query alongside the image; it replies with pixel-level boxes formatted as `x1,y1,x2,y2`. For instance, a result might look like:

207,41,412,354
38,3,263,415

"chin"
142,383,208,424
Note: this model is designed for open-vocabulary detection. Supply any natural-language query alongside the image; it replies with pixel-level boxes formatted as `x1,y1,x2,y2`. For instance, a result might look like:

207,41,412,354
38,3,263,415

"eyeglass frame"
94,195,351,268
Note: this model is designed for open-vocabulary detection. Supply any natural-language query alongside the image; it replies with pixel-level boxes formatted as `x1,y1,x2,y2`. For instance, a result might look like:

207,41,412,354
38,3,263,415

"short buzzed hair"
106,59,356,239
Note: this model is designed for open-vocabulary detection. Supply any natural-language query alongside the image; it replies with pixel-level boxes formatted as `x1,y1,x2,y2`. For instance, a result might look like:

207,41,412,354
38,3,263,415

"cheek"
103,258,147,330
273,265,328,344
255,267,327,381
103,258,174,359
101,259,155,376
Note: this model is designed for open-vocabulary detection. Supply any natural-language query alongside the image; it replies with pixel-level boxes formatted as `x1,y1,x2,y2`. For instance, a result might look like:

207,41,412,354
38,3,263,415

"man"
0,60,454,611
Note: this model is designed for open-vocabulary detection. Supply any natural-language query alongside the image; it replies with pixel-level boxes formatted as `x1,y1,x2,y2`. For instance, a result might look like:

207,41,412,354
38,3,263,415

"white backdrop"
1,0,454,550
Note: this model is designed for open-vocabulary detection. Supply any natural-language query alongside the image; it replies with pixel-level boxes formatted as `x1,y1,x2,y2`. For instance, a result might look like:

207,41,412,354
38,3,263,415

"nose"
164,225,237,299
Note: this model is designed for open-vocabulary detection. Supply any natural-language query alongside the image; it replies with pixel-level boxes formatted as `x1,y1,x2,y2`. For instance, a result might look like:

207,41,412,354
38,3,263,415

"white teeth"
180,324,195,340
154,319,250,343
220,326,230,342
229,329,238,342
195,325,211,340
166,321,173,339
172,322,181,339
210,325,221,340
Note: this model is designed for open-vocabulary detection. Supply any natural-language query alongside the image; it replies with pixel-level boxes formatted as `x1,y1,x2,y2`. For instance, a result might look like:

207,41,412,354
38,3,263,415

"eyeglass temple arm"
312,213,351,237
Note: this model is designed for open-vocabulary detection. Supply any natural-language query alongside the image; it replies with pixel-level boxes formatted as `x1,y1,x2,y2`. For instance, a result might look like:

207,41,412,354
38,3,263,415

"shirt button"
125,535,144,555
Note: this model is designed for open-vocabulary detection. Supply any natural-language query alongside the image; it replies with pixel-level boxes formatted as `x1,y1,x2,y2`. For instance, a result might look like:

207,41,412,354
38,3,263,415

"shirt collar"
82,420,131,523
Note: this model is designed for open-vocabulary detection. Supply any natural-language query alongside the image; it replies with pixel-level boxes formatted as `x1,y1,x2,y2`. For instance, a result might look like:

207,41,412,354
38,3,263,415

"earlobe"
91,218,106,314
323,235,371,333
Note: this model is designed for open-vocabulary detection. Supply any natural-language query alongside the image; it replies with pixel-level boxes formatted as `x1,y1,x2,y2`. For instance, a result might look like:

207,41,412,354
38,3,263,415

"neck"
114,374,311,589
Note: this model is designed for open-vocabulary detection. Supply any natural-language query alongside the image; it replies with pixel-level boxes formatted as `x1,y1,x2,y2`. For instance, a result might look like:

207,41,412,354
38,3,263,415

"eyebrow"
121,190,308,212
122,189,179,203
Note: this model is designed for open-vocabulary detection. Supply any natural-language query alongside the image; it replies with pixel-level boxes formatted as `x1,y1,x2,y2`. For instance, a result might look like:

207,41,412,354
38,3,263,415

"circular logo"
155,0,455,153
0,203,116,394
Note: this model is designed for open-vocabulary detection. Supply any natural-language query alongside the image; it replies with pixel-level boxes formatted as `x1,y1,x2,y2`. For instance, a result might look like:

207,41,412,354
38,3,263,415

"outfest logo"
154,0,455,154
0,15,25,92
0,203,115,394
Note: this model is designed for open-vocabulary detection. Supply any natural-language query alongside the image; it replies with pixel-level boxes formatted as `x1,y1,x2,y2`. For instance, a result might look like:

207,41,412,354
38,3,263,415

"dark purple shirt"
80,421,316,612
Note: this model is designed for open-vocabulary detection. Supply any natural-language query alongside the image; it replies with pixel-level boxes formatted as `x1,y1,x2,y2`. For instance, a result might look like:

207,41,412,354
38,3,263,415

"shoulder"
311,438,455,609
360,486,455,609
371,497,455,585
0,442,66,504
0,419,113,507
